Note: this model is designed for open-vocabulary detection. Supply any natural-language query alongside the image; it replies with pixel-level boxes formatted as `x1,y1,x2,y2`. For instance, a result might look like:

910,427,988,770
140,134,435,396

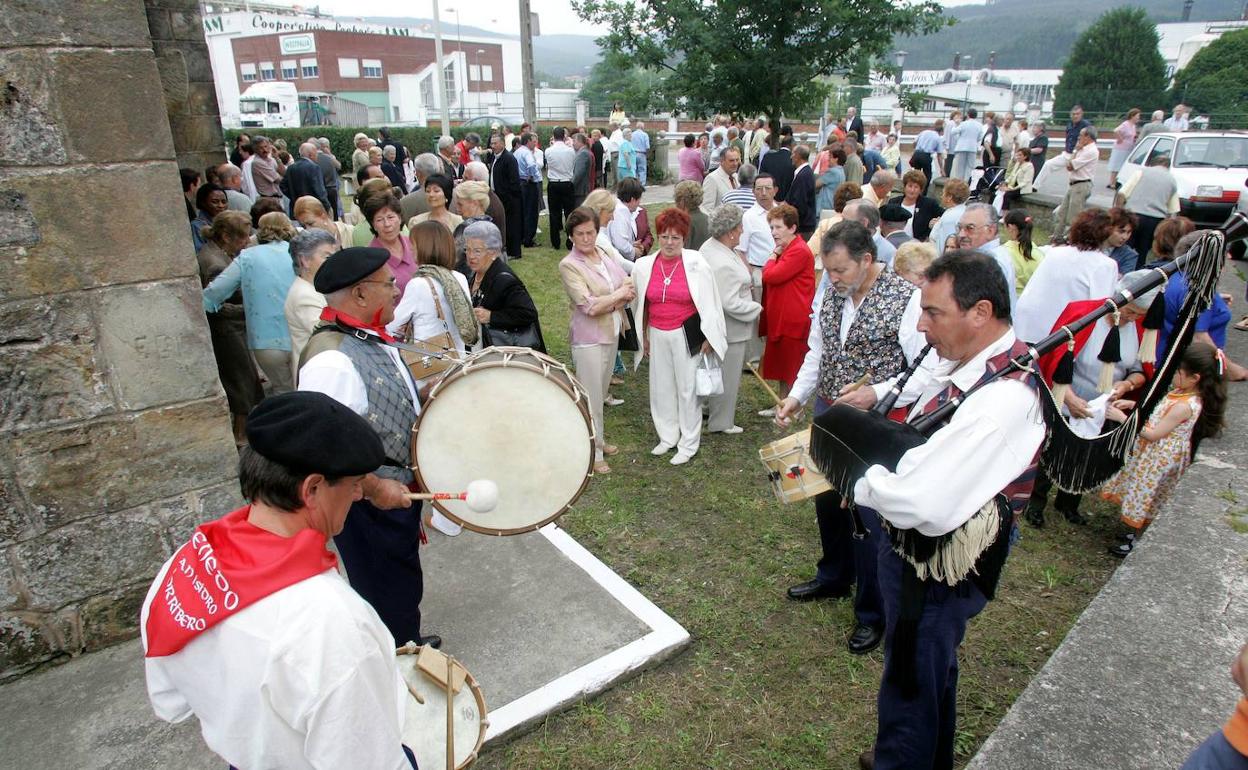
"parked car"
1118,131,1248,228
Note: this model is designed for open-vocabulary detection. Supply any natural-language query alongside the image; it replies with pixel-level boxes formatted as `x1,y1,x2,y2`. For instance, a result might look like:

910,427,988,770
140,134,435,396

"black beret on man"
246,391,385,476
879,203,913,223
313,246,390,294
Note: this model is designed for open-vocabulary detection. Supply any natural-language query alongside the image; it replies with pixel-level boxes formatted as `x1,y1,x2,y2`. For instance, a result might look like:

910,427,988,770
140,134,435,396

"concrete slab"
0,524,689,767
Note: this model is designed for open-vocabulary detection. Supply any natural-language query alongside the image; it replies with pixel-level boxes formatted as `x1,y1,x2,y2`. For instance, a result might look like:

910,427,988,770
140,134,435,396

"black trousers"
501,194,523,258
1001,188,1023,211
521,180,541,246
547,180,576,248
1129,214,1164,270
334,498,424,645
814,490,885,630
1026,469,1082,516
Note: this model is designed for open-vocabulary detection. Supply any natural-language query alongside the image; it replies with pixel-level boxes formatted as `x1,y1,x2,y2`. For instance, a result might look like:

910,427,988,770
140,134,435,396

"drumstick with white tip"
405,479,499,512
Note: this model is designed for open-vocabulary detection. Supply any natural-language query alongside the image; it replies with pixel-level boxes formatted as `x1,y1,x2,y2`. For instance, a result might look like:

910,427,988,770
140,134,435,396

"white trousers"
746,266,764,363
707,340,747,432
1032,152,1069,190
951,151,976,183
572,341,618,461
648,326,703,456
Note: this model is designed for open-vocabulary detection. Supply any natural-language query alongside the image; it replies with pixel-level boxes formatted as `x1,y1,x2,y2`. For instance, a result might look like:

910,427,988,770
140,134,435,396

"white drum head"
397,654,486,769
414,349,594,534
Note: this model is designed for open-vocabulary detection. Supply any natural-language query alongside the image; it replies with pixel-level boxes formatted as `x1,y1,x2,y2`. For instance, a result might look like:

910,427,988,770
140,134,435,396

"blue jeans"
636,156,648,187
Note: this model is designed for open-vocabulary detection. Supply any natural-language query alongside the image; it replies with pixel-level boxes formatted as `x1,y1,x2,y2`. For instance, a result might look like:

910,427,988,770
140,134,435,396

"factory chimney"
1181,0,1194,22
952,51,961,70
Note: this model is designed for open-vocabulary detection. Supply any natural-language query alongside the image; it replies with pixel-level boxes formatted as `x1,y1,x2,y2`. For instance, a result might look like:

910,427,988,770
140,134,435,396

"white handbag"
695,352,724,397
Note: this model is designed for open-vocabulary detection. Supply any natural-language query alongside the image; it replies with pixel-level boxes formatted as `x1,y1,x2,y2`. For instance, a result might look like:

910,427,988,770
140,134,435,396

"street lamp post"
446,7,465,119
962,55,973,112
475,49,485,119
893,50,908,89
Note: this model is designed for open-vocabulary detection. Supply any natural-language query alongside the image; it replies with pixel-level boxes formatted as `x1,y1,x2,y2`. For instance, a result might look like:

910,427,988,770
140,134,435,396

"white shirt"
1163,115,1189,131
240,156,258,200
142,567,411,770
385,272,472,388
545,142,576,182
856,329,1045,537
930,204,965,255
790,284,924,405
977,240,1019,310
595,230,633,276
740,203,776,268
1013,244,1119,343
608,200,638,260
298,331,420,417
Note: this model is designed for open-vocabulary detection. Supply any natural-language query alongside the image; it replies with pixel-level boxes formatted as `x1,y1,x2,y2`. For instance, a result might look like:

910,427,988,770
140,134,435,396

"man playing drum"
141,392,418,769
775,221,924,654
297,246,441,649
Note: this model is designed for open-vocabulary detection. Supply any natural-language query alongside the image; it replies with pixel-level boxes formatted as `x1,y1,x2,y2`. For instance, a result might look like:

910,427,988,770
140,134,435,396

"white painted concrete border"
482,523,691,743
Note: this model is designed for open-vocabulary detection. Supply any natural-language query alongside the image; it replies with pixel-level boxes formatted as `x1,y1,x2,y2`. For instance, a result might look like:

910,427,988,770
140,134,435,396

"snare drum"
397,645,488,770
411,346,595,535
758,428,831,504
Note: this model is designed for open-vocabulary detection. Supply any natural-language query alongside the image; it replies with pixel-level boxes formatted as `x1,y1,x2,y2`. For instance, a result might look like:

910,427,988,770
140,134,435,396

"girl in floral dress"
1100,342,1227,557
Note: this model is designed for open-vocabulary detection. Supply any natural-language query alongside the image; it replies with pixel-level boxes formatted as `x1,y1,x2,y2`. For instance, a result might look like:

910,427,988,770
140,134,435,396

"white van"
237,82,300,130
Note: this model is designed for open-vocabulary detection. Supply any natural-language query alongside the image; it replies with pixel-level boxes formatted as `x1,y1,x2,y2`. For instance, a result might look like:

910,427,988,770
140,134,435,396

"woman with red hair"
632,207,727,465
758,203,816,411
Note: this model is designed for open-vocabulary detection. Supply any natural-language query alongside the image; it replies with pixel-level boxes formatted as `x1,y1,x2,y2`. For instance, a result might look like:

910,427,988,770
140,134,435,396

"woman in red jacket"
759,203,816,408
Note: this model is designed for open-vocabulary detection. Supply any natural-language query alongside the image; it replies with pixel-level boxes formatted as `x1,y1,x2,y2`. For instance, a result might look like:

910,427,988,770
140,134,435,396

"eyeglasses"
358,278,397,289
957,223,987,233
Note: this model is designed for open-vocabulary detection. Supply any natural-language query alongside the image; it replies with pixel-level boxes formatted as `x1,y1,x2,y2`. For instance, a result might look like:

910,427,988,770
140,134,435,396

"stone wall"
145,0,227,173
0,0,241,681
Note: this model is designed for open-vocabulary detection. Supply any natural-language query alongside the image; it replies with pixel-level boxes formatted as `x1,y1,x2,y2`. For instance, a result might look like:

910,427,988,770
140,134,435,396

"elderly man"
546,127,577,249
956,202,1017,309
911,119,945,187
434,135,458,179
702,146,741,214
1163,104,1190,131
488,133,524,260
723,163,758,210
379,145,407,194
142,391,420,769
789,145,818,239
950,108,984,183
846,106,864,141
572,133,593,207
280,142,330,217
759,135,795,202
377,126,407,167
314,138,342,218
1118,153,1179,263
862,169,896,207
929,179,971,255
351,132,372,177
1136,110,1166,144
250,135,286,200
776,221,923,656
297,246,439,651
632,120,651,187
739,172,778,364
811,200,897,308
747,117,770,165
515,132,542,249
879,204,914,249
864,120,887,153
216,164,253,211
1051,127,1100,242
999,113,1020,163
1034,105,1092,189
399,153,442,223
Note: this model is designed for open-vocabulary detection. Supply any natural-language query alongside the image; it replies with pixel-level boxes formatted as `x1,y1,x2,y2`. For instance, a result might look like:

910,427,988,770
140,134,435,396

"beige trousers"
253,348,293,394
572,341,618,461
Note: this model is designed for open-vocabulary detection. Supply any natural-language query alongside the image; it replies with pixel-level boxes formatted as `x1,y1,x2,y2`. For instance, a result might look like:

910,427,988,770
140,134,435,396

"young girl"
1002,209,1045,295
1100,342,1227,557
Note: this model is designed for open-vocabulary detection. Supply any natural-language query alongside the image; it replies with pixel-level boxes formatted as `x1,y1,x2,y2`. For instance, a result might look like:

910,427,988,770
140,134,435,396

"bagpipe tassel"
1097,317,1122,394
1138,293,1165,365
1052,337,1076,408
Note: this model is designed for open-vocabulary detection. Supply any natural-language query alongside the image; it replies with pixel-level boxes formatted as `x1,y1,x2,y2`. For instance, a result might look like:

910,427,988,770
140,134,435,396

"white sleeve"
854,379,1045,536
788,317,825,406
897,289,925,364
870,347,938,405
298,351,369,415
608,213,635,259
387,278,427,336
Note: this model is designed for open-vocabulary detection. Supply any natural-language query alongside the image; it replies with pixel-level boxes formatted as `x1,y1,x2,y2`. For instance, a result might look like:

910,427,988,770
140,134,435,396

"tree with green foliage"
1169,28,1248,129
578,50,664,116
1053,7,1167,117
571,0,948,131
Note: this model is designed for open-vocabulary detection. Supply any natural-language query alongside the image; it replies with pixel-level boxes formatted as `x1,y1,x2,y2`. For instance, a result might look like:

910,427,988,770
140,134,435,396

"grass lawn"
475,208,1121,769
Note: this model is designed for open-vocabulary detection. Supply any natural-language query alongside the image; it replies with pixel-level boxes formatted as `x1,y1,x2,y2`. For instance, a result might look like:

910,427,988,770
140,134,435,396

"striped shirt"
722,188,757,211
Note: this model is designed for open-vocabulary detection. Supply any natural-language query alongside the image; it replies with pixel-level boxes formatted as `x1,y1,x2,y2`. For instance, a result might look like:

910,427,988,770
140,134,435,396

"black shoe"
417,634,443,649
786,580,851,602
847,624,884,655
858,750,875,770
1115,532,1137,544
1061,508,1089,525
1108,540,1133,558
1024,507,1045,528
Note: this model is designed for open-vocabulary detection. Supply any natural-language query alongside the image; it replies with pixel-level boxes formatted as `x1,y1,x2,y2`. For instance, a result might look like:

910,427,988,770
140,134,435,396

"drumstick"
445,656,456,770
745,362,786,409
405,678,425,705
846,374,871,392
405,479,499,512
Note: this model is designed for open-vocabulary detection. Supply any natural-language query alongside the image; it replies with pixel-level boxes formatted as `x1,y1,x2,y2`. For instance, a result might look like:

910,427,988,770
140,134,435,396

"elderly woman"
292,195,353,247
888,169,944,242
815,147,847,219
678,134,705,182
673,180,710,250
758,203,815,407
204,211,298,393
701,205,762,434
410,174,462,233
464,220,545,352
192,183,229,252
559,207,637,474
363,193,417,292
451,180,495,275
582,189,634,274
632,208,727,465
197,211,263,443
283,228,337,380
379,145,407,193
388,220,478,369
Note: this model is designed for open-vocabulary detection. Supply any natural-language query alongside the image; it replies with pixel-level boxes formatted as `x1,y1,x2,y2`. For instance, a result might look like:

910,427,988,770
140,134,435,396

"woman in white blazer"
632,207,727,465
700,205,762,434
283,228,337,382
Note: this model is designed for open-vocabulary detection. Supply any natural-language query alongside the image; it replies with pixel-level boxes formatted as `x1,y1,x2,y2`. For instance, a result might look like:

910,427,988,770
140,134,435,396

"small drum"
759,428,832,504
412,346,595,535
397,645,488,770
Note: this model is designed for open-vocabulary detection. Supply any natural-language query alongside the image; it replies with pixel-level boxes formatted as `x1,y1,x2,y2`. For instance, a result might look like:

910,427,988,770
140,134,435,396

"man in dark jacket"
313,138,341,219
788,144,817,239
280,142,330,216
380,146,408,194
572,132,593,207
377,127,407,168
488,133,524,260
760,136,795,202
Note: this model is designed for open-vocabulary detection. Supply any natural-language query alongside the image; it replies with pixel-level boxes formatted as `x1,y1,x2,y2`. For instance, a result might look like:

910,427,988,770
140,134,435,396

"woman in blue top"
204,211,298,393
814,147,846,218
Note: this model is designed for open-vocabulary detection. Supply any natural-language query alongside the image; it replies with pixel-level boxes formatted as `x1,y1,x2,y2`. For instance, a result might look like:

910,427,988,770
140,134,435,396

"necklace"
657,257,680,302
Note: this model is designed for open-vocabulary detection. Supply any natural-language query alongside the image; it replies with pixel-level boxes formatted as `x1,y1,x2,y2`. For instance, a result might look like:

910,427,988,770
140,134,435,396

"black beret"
879,203,913,223
313,246,390,294
246,391,385,476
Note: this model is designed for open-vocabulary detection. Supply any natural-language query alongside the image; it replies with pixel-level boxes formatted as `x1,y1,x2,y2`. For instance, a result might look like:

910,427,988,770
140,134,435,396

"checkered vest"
816,268,914,403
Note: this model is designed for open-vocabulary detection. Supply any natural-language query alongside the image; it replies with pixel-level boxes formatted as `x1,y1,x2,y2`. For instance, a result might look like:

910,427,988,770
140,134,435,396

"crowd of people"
154,107,1242,770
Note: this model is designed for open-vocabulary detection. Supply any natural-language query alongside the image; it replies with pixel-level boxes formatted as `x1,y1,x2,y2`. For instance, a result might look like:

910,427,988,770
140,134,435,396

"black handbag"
485,322,543,350
618,307,639,352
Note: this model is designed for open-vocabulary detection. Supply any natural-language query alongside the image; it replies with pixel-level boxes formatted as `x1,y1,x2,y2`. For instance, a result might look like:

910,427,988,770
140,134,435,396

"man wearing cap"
142,391,419,769
878,204,914,249
297,246,440,650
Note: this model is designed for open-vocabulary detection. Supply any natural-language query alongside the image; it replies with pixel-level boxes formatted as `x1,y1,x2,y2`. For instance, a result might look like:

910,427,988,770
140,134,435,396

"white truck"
236,82,300,129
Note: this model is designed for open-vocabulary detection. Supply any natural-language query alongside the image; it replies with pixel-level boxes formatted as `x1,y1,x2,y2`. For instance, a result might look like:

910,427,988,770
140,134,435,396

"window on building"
280,60,298,79
339,57,360,78
469,64,480,82
240,63,257,82
300,58,319,78
362,59,382,78
481,65,493,82
259,62,275,81
443,62,456,100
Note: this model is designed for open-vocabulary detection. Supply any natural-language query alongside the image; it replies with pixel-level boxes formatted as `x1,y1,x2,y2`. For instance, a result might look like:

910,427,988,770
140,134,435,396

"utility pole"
519,0,537,124
431,0,451,134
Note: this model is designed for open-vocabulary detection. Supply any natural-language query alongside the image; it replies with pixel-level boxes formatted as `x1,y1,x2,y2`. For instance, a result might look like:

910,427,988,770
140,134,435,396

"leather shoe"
1061,508,1089,525
786,579,851,602
848,624,883,655
1023,506,1045,528
1108,540,1133,558
858,749,875,770
417,634,442,649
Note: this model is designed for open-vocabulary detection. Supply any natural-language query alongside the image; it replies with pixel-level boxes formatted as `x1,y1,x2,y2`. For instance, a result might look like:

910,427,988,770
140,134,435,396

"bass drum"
411,346,595,535
397,645,488,769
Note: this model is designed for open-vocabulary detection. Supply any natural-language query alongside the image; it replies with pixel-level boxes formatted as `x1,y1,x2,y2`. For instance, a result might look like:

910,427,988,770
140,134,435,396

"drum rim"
411,345,596,536
396,646,489,768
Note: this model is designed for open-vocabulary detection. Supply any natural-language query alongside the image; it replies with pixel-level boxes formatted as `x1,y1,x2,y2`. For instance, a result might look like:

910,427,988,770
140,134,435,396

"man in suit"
846,106,864,141
950,108,984,183
788,145,817,239
314,138,341,219
572,133,593,207
488,133,524,260
380,146,407,194
701,146,741,215
759,135,795,202
279,142,330,217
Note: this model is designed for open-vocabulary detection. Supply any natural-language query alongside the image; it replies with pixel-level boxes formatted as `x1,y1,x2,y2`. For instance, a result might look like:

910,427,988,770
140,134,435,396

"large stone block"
10,399,237,531
0,548,22,610
185,82,221,119
163,480,242,547
0,164,197,303
0,470,31,545
168,114,226,155
168,8,207,43
0,50,70,167
0,612,60,679
0,0,151,48
51,50,175,164
80,583,148,649
0,190,41,247
94,279,221,412
152,39,215,84
12,509,170,610
0,294,115,433
154,49,190,113
144,6,173,41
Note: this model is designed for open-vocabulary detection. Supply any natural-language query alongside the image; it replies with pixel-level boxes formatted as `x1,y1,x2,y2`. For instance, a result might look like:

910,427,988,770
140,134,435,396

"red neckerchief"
320,306,396,343
1037,298,1152,383
144,506,337,658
